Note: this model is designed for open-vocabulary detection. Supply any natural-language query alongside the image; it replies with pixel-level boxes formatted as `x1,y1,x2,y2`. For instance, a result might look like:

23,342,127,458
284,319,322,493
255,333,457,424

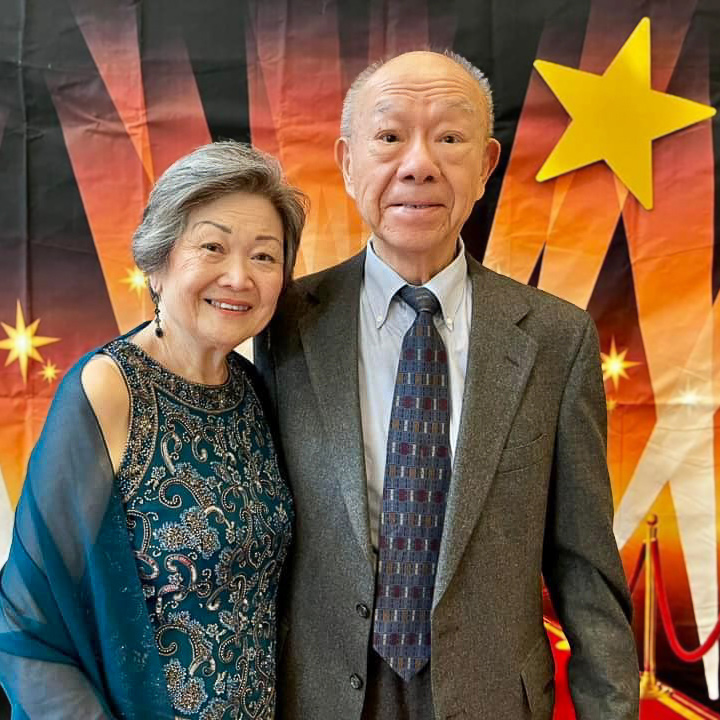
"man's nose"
397,137,440,183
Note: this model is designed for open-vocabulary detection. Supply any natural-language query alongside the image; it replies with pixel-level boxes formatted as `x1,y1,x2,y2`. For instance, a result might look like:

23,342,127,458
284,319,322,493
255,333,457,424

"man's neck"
371,239,460,285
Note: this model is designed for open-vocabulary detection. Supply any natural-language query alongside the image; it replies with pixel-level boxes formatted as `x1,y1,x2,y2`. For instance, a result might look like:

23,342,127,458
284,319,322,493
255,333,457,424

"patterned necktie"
372,285,451,681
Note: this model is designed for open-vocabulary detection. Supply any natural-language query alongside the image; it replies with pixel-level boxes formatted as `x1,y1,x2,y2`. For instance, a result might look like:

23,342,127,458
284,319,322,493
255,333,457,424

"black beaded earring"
149,287,164,338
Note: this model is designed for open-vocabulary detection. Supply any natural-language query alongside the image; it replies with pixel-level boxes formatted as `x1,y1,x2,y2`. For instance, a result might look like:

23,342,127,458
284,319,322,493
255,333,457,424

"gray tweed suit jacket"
255,250,639,720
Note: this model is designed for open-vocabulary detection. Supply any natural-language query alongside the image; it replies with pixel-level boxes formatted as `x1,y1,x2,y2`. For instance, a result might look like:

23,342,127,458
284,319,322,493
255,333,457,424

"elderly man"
256,50,639,719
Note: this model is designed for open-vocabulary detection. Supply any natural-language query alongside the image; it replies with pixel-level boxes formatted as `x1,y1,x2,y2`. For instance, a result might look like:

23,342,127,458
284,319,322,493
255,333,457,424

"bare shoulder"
81,353,130,472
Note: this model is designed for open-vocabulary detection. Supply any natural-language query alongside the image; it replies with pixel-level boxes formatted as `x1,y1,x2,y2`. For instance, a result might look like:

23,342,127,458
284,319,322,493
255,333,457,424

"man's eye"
202,242,223,253
441,134,460,143
379,133,399,143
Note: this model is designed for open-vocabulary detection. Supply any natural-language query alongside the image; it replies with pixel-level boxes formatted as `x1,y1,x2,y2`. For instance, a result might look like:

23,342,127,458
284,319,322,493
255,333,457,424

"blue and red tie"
372,285,451,681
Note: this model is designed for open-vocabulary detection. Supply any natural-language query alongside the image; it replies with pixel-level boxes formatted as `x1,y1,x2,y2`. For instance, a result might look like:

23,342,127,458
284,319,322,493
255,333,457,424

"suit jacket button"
356,603,370,619
350,673,363,690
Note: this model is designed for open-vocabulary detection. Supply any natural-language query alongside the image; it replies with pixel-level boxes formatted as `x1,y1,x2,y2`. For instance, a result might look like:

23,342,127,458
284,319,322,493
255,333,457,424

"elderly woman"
0,141,306,720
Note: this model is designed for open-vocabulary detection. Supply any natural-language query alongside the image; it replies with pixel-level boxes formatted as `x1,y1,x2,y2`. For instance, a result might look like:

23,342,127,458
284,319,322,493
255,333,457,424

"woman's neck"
132,323,229,385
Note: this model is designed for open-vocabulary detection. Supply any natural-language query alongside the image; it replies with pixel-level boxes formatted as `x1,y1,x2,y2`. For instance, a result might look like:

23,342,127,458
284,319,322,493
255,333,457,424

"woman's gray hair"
340,49,494,139
133,141,307,287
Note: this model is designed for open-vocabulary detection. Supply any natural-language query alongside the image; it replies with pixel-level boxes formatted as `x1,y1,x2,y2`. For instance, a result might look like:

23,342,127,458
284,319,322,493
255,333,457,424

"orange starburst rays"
601,338,641,391
0,301,60,383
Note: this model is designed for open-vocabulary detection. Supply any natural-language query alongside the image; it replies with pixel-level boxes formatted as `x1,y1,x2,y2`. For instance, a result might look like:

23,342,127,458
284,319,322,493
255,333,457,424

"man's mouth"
205,299,251,312
389,202,444,210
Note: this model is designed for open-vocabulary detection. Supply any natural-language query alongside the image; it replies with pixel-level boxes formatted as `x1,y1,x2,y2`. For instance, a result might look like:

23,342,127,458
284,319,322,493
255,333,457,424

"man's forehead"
360,53,484,115
370,94,479,118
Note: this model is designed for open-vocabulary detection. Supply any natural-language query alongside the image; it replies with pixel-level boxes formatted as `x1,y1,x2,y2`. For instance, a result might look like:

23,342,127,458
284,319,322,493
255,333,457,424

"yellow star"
606,397,619,413
120,266,148,297
534,17,716,209
601,338,641,391
39,360,59,384
0,301,60,383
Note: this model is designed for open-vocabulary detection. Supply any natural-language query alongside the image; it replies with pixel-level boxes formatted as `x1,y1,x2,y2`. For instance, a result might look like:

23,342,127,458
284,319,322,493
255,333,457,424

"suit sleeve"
253,329,278,414
542,315,640,719
251,327,292,669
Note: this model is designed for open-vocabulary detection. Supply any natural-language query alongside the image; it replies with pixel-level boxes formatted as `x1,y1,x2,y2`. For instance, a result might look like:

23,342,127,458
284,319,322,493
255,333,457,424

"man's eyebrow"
373,101,393,114
444,99,478,115
193,220,232,233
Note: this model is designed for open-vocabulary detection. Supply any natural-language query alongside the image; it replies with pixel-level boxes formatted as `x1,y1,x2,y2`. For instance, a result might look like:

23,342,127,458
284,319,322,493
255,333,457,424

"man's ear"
334,136,355,199
475,138,501,200
483,138,501,182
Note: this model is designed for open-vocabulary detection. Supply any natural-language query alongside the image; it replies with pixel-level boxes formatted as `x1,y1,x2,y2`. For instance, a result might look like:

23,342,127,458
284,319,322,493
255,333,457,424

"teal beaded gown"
104,337,293,720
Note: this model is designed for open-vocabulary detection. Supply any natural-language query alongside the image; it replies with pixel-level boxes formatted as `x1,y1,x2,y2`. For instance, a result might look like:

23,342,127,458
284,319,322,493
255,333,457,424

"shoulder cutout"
81,354,130,474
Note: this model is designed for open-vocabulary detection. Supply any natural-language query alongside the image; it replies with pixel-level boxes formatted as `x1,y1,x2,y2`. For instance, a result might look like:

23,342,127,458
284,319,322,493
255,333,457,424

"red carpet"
545,621,720,720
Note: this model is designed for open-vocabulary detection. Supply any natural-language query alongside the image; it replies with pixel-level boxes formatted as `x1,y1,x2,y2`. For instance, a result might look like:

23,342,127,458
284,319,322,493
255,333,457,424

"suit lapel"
298,251,374,567
434,257,538,610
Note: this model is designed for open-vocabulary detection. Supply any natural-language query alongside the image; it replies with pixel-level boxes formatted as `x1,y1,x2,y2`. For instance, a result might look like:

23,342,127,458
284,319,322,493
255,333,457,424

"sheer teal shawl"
0,343,174,719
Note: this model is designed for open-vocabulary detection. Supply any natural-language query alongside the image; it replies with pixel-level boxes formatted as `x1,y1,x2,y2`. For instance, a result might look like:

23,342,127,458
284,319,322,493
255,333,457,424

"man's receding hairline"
340,50,495,139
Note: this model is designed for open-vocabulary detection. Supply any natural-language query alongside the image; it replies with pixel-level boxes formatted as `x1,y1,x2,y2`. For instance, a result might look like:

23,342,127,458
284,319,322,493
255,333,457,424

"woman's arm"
1,478,119,719
0,353,133,719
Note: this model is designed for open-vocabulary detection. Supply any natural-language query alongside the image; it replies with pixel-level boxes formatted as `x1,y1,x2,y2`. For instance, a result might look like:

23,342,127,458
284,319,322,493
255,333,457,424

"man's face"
336,52,500,277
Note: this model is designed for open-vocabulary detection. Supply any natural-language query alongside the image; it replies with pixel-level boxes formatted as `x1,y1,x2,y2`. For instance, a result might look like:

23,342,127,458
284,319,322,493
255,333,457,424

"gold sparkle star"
601,338,641,391
120,266,148,297
534,17,716,209
39,360,59,384
606,397,619,413
0,301,60,383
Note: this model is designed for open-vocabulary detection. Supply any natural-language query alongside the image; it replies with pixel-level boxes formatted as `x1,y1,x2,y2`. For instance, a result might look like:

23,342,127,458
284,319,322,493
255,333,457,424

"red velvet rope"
652,541,720,662
626,545,646,595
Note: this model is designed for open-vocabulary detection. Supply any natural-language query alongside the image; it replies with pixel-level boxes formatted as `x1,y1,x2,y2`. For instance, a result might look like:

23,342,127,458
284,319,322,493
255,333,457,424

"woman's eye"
442,134,460,143
254,252,278,263
202,242,223,253
379,132,399,143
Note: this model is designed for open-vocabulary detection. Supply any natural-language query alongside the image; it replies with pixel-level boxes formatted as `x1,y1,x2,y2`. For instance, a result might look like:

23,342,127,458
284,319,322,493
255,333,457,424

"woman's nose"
220,258,253,289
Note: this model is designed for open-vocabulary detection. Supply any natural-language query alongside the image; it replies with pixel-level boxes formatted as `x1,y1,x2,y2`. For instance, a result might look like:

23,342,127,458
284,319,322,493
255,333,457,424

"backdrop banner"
1,0,719,714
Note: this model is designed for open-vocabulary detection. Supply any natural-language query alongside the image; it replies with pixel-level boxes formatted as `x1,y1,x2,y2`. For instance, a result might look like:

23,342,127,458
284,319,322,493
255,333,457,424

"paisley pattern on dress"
105,338,293,720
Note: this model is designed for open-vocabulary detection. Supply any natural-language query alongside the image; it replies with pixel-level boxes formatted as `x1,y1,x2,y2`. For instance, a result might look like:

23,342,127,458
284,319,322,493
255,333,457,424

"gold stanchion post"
639,514,666,699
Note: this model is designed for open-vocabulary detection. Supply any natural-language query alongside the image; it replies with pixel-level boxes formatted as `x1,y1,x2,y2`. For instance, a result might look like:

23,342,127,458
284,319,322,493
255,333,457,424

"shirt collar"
363,236,468,331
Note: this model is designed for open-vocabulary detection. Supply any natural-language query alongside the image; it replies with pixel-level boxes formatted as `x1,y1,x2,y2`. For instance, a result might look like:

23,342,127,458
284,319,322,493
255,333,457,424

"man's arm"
542,315,640,719
254,329,278,413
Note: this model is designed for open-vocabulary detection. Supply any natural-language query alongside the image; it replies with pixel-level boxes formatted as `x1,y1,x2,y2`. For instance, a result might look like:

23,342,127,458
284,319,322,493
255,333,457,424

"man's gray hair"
340,49,494,139
133,141,307,288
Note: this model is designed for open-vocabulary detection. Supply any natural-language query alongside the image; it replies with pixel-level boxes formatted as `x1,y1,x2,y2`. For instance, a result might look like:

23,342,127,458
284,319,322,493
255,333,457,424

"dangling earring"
149,287,164,338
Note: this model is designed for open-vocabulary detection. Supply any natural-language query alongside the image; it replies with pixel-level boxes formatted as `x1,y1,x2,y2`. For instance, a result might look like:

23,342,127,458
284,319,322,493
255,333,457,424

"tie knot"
399,285,440,316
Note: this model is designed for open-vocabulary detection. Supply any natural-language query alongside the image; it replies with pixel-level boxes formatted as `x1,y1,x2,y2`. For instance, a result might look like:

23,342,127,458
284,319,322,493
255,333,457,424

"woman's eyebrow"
255,235,283,246
193,220,232,233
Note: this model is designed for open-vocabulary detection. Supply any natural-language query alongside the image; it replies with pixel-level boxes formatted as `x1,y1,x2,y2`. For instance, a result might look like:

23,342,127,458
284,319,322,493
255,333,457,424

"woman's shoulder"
37,335,134,476
81,353,128,412
24,346,121,501
80,352,130,474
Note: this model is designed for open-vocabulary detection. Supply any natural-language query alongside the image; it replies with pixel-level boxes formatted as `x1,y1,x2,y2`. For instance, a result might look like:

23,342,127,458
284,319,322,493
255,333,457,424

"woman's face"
152,191,285,355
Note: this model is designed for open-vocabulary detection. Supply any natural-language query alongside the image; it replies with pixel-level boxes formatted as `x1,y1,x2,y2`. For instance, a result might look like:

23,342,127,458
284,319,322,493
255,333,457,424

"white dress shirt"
358,239,472,550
